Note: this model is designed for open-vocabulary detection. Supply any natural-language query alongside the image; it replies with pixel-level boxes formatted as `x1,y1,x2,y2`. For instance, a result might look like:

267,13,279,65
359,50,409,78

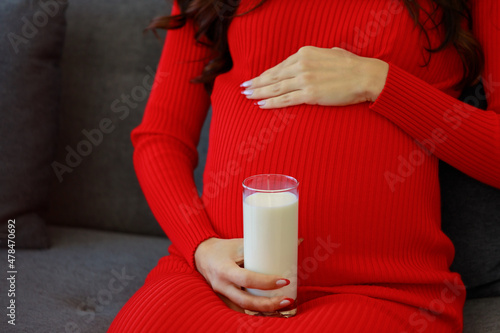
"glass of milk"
242,174,299,318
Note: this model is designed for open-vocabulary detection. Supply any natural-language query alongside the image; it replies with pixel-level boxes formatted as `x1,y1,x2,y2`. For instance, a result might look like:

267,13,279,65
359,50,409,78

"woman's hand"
240,46,389,109
194,237,293,313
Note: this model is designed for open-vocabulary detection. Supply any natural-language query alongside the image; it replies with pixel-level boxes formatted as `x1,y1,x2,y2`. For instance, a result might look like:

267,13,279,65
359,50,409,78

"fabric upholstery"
463,297,500,333
0,226,170,333
47,0,173,236
0,0,68,248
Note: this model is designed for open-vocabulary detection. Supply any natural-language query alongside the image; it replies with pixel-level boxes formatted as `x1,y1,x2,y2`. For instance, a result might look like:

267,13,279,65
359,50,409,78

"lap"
109,256,457,333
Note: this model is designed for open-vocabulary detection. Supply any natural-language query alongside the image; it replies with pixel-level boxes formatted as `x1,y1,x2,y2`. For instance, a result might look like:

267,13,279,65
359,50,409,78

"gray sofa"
1,0,499,332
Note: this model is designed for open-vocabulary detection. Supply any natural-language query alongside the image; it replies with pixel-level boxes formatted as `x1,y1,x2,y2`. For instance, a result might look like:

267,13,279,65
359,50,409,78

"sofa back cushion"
0,0,67,248
47,0,176,236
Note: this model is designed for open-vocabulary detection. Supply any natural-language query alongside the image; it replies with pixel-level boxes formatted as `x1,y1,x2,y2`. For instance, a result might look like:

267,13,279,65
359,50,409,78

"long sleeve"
131,1,218,268
369,0,500,189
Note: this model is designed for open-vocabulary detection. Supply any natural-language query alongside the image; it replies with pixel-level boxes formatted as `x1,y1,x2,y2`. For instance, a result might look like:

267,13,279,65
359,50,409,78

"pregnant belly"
204,85,443,286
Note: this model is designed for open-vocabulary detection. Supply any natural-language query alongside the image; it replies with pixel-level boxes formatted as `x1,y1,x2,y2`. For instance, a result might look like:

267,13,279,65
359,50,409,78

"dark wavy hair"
147,0,484,93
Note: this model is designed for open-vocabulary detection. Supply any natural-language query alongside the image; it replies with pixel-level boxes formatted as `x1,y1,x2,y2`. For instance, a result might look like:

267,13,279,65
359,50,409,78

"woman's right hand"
194,237,294,313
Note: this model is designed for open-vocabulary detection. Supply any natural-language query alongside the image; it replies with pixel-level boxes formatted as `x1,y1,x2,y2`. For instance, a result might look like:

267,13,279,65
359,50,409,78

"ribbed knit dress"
109,0,500,332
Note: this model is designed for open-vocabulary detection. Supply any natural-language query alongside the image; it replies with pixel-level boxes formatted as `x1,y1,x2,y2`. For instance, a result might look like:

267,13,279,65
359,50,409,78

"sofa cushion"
440,82,500,299
4,226,170,332
0,0,67,248
47,0,177,236
463,296,500,333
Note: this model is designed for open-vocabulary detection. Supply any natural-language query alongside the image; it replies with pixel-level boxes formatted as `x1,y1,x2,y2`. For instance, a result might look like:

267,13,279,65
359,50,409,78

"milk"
243,192,298,299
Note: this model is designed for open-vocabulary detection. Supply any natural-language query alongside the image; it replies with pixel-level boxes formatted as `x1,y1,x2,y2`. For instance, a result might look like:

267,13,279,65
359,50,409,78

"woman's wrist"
363,58,389,103
194,237,218,272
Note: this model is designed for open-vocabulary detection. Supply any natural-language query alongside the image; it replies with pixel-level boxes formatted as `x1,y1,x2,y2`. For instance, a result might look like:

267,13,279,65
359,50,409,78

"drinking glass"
242,174,299,318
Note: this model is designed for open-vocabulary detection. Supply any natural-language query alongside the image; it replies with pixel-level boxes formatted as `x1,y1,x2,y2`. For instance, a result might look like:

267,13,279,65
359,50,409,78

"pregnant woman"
109,0,499,331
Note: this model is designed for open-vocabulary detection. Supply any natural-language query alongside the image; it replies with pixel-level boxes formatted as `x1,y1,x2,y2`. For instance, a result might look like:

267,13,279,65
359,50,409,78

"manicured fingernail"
276,279,290,287
240,80,252,88
257,100,266,106
279,298,293,307
241,89,253,96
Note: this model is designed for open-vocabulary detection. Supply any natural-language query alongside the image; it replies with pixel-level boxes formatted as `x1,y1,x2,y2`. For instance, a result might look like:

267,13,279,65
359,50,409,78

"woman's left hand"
240,46,389,109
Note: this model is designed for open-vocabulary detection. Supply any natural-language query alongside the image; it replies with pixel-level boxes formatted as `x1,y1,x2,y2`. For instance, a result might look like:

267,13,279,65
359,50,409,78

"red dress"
109,0,500,332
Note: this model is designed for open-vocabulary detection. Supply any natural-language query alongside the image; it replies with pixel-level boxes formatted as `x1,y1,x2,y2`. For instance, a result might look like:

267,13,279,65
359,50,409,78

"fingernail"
279,298,294,307
240,80,252,88
241,89,253,96
257,100,266,106
276,279,290,287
